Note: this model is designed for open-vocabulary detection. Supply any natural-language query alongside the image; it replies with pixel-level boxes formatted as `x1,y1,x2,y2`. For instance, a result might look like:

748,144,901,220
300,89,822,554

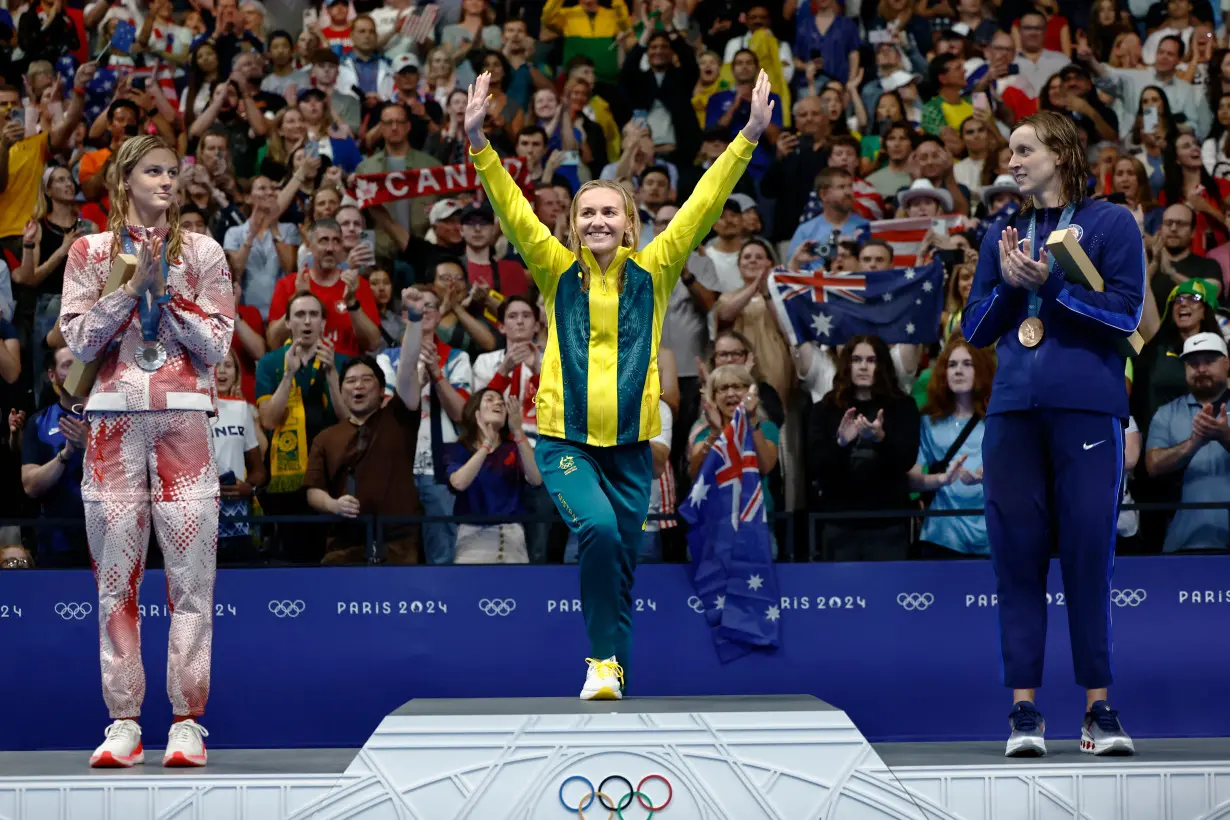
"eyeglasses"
714,383,749,394
0,557,32,569
1175,292,1205,304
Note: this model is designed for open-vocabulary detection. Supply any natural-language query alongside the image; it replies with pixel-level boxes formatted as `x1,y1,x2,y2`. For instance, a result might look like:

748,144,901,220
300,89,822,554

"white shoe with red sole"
89,719,144,768
162,719,209,767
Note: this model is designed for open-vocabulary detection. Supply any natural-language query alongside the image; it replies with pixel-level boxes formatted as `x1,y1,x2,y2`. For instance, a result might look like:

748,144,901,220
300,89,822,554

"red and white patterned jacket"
60,227,235,414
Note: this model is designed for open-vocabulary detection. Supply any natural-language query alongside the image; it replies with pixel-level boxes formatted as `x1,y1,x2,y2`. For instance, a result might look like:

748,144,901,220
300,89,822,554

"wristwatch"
346,300,361,311
681,272,696,287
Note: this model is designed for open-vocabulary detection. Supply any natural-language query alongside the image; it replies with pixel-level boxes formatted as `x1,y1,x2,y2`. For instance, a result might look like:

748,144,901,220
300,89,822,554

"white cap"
1181,332,1228,359
880,70,921,92
429,198,465,224
981,173,1022,208
729,193,757,213
391,53,420,74
898,178,953,213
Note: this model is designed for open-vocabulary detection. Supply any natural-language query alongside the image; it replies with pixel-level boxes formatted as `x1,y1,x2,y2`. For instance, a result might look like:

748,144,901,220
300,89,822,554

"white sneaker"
89,719,144,768
580,656,624,701
162,719,209,767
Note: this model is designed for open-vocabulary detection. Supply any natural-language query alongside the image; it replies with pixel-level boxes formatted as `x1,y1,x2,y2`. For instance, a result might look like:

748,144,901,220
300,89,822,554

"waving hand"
740,70,777,144
465,72,492,152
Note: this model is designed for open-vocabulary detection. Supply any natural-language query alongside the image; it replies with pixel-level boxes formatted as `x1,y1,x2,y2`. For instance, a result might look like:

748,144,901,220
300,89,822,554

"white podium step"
5,703,1230,819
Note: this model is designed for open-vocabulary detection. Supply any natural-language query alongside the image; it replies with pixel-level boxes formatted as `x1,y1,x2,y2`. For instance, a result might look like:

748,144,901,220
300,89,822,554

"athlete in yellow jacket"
466,70,775,699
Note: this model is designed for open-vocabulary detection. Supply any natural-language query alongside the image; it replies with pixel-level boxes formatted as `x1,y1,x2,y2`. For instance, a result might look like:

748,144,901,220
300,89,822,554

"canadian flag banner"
348,158,533,209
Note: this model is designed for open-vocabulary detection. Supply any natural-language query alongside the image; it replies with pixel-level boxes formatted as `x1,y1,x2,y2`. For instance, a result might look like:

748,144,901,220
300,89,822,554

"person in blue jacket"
962,111,1144,758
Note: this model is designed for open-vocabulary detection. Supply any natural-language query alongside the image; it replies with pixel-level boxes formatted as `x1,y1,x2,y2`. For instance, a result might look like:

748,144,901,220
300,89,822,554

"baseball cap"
297,86,328,102
880,69,922,93
1181,331,1228,359
391,53,420,74
729,193,757,214
459,202,494,224
1167,277,1220,312
430,199,466,224
311,48,340,66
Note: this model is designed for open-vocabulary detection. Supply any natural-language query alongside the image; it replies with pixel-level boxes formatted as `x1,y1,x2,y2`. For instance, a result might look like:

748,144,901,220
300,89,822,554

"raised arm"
465,72,574,293
636,70,773,284
396,288,425,409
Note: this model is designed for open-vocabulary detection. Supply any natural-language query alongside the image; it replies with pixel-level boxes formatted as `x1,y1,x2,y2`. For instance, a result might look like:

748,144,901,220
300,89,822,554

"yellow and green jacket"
541,0,632,82
471,134,755,448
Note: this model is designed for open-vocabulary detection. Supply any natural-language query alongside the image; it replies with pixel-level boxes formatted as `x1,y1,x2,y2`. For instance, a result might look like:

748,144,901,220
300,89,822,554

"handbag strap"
930,414,980,474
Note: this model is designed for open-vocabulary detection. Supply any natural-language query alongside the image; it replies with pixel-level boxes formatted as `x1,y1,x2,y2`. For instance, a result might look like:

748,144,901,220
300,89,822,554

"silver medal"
135,341,167,372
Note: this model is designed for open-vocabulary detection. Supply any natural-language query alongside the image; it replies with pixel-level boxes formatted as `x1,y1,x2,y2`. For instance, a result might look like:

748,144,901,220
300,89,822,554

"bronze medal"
1017,317,1044,348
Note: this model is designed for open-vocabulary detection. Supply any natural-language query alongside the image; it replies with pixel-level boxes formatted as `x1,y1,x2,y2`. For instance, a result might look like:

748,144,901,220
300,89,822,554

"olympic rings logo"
54,602,93,620
897,592,934,611
1110,589,1147,607
686,596,705,614
478,598,516,616
559,774,673,818
268,600,306,618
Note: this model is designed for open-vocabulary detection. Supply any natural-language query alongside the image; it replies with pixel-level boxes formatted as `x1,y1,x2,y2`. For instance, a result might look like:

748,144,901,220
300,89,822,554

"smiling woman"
465,68,773,700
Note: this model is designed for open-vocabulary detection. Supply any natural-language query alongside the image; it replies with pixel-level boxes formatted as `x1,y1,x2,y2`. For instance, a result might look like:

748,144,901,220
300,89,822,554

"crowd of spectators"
1,0,1229,570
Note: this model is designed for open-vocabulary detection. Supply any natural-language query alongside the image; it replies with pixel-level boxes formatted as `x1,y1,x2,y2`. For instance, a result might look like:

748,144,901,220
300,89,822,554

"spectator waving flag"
867,216,974,267
678,405,781,663
767,259,945,346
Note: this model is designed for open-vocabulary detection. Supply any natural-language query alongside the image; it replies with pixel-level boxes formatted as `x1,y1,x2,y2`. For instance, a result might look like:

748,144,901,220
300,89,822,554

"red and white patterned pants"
83,411,219,719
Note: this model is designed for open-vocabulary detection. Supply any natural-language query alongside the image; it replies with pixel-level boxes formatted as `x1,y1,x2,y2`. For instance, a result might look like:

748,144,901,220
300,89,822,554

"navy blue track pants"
983,409,1124,690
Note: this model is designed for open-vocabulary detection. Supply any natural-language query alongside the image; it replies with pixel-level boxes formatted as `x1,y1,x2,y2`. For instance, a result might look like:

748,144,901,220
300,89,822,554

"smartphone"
1142,107,1159,132
304,140,320,160
219,470,237,486
7,107,22,125
1006,63,1020,75
632,108,649,130
359,229,376,253
73,218,90,234
131,76,146,91
869,29,893,45
96,44,113,69
931,218,948,237
302,8,318,27
559,150,579,165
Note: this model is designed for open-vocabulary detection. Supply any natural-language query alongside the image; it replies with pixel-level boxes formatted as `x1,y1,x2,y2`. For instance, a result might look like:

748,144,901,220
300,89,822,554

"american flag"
679,405,779,663
400,4,438,44
867,215,974,267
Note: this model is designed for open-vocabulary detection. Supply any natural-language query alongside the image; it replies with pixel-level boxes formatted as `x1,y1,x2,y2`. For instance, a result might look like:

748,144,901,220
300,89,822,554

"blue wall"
0,556,1224,751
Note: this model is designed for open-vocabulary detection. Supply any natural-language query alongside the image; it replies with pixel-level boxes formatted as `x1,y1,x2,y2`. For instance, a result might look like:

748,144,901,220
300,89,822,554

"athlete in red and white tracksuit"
60,227,234,737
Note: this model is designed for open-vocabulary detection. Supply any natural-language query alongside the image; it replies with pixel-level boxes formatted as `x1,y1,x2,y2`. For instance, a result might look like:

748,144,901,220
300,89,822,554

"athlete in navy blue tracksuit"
963,112,1144,757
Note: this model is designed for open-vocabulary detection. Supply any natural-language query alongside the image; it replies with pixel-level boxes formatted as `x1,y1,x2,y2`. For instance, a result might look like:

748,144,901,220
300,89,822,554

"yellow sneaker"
580,656,624,700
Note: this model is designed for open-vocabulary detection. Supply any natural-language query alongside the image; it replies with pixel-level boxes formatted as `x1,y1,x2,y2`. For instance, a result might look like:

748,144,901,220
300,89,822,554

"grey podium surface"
391,694,837,717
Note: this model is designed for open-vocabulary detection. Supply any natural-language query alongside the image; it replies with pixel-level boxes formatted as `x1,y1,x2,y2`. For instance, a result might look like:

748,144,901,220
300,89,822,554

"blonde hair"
33,165,73,222
106,136,185,264
704,363,755,407
566,179,642,293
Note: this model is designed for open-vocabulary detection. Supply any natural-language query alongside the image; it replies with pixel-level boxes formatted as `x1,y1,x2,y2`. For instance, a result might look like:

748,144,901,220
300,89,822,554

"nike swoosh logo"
1083,440,1106,451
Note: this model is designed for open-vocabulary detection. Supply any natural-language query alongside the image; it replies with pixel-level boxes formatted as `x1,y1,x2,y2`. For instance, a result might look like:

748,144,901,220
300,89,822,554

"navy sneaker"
1081,701,1135,756
1006,701,1047,757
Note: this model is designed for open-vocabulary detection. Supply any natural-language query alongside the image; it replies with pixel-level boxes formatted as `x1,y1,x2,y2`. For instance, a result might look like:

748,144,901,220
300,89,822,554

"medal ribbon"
1025,202,1076,321
120,229,171,343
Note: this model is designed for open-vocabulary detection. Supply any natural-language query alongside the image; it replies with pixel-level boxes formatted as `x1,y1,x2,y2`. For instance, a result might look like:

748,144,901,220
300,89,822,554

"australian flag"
678,405,781,663
767,259,945,347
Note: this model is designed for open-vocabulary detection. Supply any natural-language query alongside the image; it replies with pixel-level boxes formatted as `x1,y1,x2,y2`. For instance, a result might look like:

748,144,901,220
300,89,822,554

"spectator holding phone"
12,166,94,390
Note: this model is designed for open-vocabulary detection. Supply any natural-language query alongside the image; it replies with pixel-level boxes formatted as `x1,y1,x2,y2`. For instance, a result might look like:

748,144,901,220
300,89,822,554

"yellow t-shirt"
942,99,975,131
0,133,49,238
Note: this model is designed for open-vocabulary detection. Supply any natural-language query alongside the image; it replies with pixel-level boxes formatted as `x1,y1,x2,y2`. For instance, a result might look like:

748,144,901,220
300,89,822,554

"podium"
315,695,911,819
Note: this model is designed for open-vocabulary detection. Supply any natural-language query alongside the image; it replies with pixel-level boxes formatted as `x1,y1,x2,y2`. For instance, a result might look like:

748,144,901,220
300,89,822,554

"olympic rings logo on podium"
559,774,673,818
478,598,516,616
1110,589,1147,607
54,602,93,620
268,600,306,618
897,592,934,611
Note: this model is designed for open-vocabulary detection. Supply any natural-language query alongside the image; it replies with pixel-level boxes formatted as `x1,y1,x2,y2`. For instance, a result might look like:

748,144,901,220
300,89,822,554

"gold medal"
1018,317,1044,348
